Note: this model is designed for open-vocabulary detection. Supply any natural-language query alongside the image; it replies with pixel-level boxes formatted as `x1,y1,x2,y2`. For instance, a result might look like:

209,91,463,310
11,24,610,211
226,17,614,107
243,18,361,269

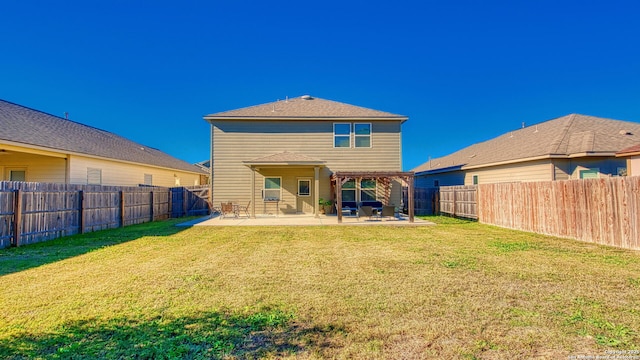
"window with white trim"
334,123,351,148
144,173,153,185
579,169,599,179
341,180,356,202
360,179,377,201
354,123,371,148
263,177,281,201
9,169,26,181
87,168,102,185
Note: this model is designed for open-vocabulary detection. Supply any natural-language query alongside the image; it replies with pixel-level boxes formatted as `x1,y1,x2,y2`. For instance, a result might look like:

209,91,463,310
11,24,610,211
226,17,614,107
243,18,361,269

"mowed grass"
1,217,639,359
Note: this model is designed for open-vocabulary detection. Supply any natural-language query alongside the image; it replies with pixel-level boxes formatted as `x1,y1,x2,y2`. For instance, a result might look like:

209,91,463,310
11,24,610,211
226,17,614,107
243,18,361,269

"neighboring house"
204,95,409,217
413,114,640,187
0,99,206,187
194,160,211,184
616,144,640,176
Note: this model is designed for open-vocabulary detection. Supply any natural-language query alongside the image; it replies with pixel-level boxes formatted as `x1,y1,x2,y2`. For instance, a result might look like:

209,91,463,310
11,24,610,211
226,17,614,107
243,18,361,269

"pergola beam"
331,171,415,223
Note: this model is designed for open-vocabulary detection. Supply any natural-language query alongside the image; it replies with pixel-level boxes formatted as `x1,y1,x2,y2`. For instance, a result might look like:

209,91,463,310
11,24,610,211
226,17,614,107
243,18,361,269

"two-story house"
204,95,412,220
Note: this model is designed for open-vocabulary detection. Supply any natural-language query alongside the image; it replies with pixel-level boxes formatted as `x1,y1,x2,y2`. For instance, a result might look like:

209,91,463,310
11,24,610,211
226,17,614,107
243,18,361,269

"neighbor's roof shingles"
205,95,407,120
0,99,205,174
616,144,640,156
413,114,640,173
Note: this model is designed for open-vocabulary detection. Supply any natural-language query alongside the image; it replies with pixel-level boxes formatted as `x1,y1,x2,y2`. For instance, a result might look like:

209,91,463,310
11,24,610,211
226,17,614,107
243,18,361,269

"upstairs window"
354,123,371,148
144,174,153,185
334,123,351,148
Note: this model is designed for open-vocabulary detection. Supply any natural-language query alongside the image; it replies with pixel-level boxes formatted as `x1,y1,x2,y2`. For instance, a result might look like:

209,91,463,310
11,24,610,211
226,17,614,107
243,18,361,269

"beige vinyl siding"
212,120,403,208
256,168,316,215
69,155,201,187
628,156,640,176
463,160,553,185
553,159,571,181
0,152,67,182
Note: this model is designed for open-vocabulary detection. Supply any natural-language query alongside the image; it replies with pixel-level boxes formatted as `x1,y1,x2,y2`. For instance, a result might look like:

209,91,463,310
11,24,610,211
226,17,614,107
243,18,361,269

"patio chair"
236,200,251,218
338,201,358,217
380,205,396,220
220,202,237,219
358,205,376,220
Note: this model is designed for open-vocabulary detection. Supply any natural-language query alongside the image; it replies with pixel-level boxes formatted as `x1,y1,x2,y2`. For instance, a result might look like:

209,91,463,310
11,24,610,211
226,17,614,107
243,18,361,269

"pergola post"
314,166,320,218
336,176,343,223
250,166,256,218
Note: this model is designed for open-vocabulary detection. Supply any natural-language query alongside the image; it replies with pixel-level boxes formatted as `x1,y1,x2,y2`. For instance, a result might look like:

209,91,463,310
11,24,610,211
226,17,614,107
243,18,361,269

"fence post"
150,191,154,221
168,188,173,218
78,190,84,234
452,187,457,217
12,190,22,247
120,191,125,227
182,188,187,217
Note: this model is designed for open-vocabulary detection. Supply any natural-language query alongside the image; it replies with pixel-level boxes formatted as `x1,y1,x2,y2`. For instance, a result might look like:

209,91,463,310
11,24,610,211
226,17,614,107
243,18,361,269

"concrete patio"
178,214,434,227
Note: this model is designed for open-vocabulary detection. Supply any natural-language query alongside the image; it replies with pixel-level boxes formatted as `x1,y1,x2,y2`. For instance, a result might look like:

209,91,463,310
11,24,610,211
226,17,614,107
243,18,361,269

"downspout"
209,123,214,207
65,154,71,183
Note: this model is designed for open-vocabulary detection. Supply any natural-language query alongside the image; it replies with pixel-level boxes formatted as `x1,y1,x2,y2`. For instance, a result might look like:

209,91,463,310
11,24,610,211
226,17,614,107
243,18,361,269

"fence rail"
0,182,210,249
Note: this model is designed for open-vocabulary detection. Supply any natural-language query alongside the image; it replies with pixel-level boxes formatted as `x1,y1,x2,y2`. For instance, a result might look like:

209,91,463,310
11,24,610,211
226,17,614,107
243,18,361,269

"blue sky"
2,0,639,171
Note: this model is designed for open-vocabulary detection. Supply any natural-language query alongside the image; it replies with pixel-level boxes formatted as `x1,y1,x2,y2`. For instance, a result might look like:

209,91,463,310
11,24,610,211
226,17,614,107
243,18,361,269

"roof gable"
205,95,407,121
0,99,205,174
414,114,640,173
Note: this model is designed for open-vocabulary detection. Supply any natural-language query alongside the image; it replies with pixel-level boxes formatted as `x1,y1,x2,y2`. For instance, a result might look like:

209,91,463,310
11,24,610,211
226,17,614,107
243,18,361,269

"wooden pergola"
331,171,415,223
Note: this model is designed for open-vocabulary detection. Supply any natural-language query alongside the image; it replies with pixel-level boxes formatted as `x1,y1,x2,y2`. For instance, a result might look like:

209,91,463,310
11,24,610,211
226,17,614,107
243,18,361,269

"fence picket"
0,182,210,249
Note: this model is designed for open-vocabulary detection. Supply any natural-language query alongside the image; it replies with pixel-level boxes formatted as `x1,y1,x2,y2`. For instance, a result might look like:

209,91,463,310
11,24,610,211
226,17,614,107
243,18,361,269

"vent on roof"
619,130,633,136
301,95,313,100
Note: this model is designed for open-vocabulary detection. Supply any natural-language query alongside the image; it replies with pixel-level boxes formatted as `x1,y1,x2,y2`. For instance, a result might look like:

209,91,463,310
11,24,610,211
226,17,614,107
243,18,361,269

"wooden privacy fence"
0,182,210,249
478,177,640,250
170,185,210,217
439,185,478,219
413,187,440,215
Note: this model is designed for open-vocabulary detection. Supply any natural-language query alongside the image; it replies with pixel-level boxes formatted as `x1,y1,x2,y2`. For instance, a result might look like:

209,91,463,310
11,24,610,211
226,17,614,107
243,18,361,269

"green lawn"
1,217,639,359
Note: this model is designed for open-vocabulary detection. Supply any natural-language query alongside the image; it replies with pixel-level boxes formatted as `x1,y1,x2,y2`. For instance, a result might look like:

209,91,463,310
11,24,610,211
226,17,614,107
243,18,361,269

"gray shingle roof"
413,114,640,173
0,99,205,174
205,95,407,121
243,151,325,165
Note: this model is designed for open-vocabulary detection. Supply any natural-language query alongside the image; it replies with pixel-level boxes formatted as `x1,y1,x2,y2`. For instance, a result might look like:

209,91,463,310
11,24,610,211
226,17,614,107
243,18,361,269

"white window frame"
579,168,599,179
263,176,282,201
360,178,377,202
297,178,311,197
6,167,27,181
87,168,102,185
333,123,351,148
341,179,356,202
472,175,479,185
144,173,153,185
354,123,372,148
